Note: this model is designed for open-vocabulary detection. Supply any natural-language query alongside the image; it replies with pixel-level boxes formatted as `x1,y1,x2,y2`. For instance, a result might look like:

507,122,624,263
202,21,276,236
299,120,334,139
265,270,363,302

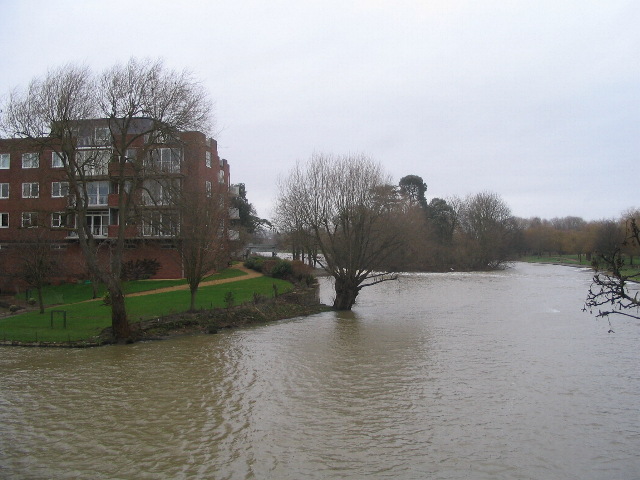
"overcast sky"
1,0,637,221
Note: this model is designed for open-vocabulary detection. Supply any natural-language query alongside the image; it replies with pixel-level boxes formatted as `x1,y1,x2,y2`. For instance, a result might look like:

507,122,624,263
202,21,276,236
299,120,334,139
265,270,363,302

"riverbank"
0,287,330,348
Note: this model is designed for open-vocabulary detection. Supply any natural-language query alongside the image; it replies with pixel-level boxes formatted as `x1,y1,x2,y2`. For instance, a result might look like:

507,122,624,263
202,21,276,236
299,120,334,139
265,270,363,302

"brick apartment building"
0,118,237,292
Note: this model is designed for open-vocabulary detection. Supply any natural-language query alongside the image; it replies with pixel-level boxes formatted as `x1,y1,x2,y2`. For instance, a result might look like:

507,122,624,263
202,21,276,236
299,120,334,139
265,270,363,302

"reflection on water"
0,263,638,479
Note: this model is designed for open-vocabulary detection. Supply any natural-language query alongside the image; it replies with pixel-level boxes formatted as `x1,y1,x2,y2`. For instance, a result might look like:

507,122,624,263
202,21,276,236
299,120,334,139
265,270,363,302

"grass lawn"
0,274,292,344
10,268,247,306
520,254,640,277
519,254,592,266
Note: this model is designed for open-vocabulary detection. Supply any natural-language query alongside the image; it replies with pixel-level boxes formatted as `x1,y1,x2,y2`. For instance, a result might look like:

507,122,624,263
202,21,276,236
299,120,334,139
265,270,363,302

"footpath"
126,264,262,298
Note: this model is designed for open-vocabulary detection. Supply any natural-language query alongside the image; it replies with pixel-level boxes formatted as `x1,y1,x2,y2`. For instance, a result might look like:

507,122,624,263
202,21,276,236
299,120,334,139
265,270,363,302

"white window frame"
21,212,38,228
147,148,181,173
51,152,64,168
205,151,212,168
94,127,111,146
51,212,65,228
22,152,39,168
0,153,9,169
218,170,225,184
0,183,8,199
86,210,109,237
86,181,109,206
0,212,8,228
142,179,177,206
77,149,110,176
22,182,39,198
51,181,69,198
205,180,212,197
142,211,179,237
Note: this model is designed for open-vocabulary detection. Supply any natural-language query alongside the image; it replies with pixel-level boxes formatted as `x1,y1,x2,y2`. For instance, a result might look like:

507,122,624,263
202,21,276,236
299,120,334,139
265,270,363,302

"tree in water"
275,153,402,310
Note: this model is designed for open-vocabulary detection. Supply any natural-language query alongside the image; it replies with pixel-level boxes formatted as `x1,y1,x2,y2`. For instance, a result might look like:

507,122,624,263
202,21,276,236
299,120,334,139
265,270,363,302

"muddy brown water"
1,263,638,479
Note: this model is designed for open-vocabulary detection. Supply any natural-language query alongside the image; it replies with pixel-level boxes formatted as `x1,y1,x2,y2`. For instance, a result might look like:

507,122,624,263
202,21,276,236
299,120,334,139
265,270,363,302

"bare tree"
1,59,213,341
275,153,401,310
14,220,61,314
456,191,518,269
584,217,640,324
177,182,231,312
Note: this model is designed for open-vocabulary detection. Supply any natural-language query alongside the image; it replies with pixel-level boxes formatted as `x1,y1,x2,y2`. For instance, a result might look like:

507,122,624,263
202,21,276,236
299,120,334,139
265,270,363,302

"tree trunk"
333,277,360,310
37,286,45,314
109,286,131,342
189,286,198,312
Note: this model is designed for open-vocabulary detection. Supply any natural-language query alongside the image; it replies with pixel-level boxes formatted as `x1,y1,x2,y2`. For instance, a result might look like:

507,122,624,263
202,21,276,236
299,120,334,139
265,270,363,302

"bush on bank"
244,257,316,286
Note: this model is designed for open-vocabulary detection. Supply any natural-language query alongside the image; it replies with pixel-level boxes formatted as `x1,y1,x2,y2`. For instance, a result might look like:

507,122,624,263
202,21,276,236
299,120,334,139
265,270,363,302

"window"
21,212,38,228
22,182,39,198
147,148,181,173
22,153,39,168
0,183,8,199
51,152,64,168
205,151,212,168
205,180,212,197
86,211,109,236
0,153,9,169
0,213,8,228
52,182,69,198
125,148,136,162
142,179,180,205
142,211,179,237
94,127,111,146
51,212,66,228
77,150,110,176
86,181,109,206
142,179,177,206
218,170,225,184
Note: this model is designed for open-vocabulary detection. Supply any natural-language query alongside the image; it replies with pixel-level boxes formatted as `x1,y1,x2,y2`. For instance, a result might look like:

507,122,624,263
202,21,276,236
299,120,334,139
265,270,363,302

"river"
0,263,638,479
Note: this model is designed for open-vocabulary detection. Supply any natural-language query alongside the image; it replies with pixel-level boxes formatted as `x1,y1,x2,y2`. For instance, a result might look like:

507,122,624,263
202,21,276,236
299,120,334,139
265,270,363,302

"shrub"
245,256,316,284
271,260,293,279
9,305,20,313
253,292,266,304
260,259,277,276
224,291,235,309
121,258,161,281
27,298,36,306
244,256,266,272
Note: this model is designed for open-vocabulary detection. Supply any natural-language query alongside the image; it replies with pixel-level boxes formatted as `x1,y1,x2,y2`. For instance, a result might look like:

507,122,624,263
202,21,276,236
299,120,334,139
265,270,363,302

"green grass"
0,274,292,344
11,268,247,306
520,254,640,277
519,254,592,266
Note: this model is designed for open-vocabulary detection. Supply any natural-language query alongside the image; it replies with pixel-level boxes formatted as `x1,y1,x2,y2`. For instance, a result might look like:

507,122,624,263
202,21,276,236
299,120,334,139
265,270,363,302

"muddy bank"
132,294,331,342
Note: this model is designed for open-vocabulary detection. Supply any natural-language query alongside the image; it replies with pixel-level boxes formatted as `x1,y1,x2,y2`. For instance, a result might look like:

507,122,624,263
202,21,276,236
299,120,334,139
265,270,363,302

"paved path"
126,264,262,297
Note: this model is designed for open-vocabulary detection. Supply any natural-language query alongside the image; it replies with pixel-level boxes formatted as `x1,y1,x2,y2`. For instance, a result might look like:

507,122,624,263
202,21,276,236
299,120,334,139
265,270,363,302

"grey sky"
1,0,637,220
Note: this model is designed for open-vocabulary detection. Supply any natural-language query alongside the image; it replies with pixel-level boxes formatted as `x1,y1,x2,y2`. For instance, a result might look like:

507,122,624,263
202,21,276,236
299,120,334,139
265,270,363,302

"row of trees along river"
273,153,639,315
